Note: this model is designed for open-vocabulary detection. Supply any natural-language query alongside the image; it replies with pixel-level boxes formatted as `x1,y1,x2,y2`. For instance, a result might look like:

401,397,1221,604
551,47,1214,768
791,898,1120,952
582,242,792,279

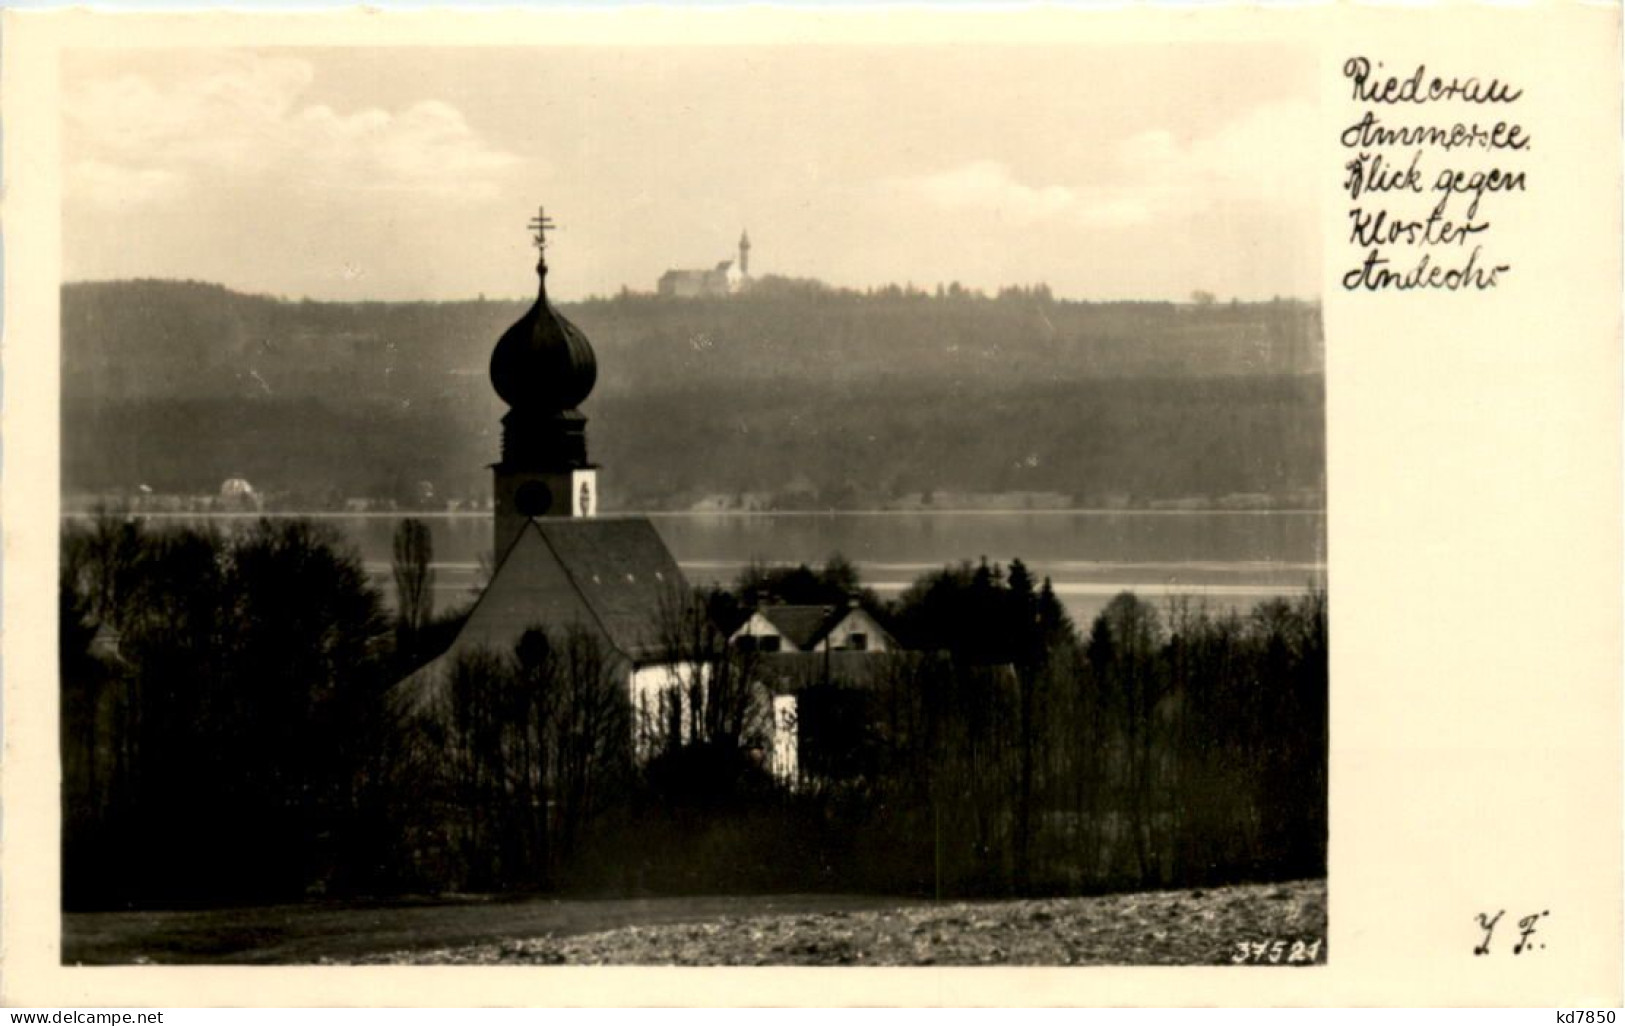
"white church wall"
770,694,799,785
629,661,703,761
629,663,798,787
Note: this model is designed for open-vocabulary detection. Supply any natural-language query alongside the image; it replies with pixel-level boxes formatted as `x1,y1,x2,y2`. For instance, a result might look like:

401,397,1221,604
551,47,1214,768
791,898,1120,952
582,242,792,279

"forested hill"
61,279,1325,511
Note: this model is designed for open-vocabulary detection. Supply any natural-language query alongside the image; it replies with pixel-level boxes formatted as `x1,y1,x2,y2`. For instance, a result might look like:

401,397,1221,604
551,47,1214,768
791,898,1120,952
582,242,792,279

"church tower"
488,207,599,553
738,229,751,277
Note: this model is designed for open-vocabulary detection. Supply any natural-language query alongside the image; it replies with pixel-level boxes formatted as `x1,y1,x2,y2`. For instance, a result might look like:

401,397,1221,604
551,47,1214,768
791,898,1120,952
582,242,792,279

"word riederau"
1345,56,1523,106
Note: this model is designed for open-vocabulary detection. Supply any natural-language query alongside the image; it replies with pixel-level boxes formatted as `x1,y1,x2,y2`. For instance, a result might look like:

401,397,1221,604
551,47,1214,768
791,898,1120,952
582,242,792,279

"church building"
392,210,794,772
656,230,752,297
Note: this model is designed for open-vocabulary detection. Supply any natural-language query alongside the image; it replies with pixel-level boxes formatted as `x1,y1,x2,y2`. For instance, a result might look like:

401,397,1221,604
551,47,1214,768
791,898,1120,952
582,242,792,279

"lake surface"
90,510,1326,629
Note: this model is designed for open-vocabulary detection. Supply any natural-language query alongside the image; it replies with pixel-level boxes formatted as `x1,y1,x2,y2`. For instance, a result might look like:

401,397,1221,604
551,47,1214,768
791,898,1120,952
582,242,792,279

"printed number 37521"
1232,939,1323,964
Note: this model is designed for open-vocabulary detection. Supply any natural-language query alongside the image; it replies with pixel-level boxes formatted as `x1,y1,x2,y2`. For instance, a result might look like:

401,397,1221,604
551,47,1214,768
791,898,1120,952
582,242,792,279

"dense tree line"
760,561,1327,895
63,374,1323,511
61,516,1325,907
60,515,390,906
63,280,1321,405
63,280,1324,510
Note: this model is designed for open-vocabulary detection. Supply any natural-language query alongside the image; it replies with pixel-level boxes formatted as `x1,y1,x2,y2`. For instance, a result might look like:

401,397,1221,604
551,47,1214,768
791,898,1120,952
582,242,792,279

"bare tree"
549,626,632,858
1087,592,1168,883
391,518,435,661
651,582,765,754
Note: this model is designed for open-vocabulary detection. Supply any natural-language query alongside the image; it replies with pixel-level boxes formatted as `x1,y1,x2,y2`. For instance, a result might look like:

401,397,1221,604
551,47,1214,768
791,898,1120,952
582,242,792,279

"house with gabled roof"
727,602,899,785
731,602,895,655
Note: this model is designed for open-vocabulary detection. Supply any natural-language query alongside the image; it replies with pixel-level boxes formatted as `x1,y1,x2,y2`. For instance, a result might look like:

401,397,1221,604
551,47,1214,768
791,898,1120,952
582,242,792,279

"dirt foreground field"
332,879,1325,967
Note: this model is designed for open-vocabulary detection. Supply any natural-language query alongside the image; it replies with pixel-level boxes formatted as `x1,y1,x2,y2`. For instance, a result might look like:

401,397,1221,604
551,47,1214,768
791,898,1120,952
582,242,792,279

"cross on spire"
528,206,557,254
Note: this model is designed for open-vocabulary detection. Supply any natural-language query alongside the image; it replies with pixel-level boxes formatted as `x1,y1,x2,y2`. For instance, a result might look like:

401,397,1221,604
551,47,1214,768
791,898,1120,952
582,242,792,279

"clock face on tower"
514,481,553,517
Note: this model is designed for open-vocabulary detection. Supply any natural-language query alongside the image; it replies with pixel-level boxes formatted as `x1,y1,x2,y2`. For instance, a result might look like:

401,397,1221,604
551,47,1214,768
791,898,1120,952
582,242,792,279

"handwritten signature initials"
1476,908,1549,955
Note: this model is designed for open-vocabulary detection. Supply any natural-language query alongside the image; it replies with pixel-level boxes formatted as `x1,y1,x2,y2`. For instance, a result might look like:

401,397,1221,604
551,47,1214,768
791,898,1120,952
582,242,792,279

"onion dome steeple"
490,206,597,469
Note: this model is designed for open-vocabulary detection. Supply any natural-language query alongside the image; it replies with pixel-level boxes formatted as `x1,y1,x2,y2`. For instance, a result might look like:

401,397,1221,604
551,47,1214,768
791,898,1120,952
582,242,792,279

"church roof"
391,516,689,714
490,272,597,413
525,517,687,659
755,604,840,650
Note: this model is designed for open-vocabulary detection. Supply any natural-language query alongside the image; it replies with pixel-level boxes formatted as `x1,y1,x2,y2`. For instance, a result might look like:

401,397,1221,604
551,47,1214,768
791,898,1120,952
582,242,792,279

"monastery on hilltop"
657,230,752,297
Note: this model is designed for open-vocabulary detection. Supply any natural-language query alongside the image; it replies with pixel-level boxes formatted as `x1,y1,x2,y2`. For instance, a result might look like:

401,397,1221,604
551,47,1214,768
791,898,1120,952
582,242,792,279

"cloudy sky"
63,46,1319,302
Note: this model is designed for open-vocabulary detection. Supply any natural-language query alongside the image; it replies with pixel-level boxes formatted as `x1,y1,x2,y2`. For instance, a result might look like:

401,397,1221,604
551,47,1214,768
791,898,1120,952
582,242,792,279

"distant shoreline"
60,506,1328,519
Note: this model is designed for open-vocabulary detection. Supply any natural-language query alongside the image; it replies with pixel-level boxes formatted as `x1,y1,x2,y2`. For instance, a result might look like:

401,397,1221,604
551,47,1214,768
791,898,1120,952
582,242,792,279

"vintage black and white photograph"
57,42,1328,967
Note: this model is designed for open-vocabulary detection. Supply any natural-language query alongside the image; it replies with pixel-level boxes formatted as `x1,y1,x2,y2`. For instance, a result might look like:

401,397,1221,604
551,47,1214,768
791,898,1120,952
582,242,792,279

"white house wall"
733,610,794,650
824,608,892,652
